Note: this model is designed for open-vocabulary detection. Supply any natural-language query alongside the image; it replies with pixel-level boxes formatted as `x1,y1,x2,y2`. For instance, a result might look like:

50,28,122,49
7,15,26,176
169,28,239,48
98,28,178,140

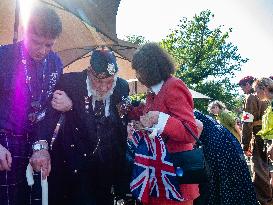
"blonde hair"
207,100,226,113
253,77,273,93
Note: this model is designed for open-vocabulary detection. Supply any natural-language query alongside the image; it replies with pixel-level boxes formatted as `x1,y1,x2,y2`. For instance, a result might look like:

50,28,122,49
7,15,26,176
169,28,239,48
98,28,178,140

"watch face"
33,144,42,151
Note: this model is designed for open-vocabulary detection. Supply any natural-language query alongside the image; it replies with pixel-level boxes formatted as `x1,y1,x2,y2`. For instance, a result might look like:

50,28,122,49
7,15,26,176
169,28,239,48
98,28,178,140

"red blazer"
130,76,199,203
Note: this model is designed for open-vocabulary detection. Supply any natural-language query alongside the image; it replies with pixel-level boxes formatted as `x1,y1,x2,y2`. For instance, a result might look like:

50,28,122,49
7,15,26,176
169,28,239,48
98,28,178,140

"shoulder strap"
183,123,203,147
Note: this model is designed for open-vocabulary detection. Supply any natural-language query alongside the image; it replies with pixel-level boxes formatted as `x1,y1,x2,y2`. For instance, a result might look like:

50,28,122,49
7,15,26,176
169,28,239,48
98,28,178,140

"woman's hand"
130,120,145,131
140,111,160,128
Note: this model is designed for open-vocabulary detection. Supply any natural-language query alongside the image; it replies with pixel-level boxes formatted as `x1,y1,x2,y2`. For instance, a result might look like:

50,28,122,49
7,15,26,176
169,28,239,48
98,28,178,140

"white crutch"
26,163,48,205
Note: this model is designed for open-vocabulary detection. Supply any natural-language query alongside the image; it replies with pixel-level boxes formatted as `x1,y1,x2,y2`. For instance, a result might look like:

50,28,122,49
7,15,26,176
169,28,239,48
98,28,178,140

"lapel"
70,70,96,132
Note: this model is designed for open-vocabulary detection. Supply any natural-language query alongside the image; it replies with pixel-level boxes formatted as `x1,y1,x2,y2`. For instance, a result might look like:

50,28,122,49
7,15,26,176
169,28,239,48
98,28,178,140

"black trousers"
0,132,31,205
49,167,114,205
49,148,115,205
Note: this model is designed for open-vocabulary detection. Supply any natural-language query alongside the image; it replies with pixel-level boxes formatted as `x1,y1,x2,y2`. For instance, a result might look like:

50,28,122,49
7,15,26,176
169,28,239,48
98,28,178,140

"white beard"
88,75,117,101
86,75,117,116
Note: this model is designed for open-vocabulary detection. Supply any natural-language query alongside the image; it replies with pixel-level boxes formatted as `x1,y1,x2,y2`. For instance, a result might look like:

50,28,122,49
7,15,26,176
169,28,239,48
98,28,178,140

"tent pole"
13,0,20,43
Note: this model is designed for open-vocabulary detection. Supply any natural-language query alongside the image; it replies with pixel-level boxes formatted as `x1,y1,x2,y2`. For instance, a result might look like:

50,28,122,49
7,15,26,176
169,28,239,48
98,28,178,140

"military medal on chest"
116,96,132,119
28,101,41,123
84,96,91,113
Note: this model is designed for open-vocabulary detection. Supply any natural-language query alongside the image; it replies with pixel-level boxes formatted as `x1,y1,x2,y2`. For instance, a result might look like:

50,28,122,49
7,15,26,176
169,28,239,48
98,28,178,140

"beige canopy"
0,0,137,68
189,89,211,99
0,0,117,46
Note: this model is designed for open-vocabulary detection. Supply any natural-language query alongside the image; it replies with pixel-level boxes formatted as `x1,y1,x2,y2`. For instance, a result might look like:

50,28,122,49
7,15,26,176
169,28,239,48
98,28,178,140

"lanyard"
20,44,48,110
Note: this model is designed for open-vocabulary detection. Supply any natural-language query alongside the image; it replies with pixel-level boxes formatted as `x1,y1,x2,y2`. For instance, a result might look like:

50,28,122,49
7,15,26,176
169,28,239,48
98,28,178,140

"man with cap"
239,76,272,205
42,49,130,205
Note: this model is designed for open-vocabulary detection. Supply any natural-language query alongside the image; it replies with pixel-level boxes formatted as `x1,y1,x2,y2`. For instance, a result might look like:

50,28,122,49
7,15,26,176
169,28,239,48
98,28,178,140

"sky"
116,0,273,83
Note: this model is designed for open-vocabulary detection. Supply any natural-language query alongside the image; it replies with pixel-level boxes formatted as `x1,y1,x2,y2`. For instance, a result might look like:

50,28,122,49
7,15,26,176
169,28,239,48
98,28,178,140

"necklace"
20,43,54,124
20,43,47,102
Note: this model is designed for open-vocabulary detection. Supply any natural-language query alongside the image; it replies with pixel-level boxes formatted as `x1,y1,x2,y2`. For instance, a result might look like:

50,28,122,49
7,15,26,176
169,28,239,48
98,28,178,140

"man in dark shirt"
0,5,69,205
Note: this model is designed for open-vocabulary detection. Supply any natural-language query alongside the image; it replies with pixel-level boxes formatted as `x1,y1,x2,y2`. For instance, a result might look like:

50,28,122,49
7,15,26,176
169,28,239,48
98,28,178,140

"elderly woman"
208,100,241,142
129,43,199,205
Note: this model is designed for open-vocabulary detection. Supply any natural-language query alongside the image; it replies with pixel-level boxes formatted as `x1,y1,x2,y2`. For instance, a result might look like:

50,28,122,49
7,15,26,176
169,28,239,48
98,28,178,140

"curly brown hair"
238,76,256,86
131,43,175,87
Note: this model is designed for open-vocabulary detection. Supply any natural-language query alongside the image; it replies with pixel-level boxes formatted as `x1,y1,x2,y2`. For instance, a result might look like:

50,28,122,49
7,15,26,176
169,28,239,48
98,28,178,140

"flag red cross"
243,114,250,121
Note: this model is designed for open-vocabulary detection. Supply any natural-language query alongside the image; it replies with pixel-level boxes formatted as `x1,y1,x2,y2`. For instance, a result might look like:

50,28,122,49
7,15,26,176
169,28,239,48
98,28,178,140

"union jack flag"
129,130,184,203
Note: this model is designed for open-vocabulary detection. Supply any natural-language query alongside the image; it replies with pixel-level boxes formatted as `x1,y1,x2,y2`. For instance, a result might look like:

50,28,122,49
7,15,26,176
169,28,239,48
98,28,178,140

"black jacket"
42,71,129,190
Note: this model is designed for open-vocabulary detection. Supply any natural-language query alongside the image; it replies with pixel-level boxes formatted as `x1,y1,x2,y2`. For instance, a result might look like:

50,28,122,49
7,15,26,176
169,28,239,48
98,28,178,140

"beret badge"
107,63,116,76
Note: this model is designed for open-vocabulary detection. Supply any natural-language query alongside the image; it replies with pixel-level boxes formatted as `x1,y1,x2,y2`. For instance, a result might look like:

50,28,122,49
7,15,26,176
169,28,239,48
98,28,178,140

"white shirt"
149,81,170,134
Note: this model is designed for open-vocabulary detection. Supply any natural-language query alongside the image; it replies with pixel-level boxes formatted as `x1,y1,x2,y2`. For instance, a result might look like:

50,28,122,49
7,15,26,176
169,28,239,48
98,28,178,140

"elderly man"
43,49,130,205
0,5,67,205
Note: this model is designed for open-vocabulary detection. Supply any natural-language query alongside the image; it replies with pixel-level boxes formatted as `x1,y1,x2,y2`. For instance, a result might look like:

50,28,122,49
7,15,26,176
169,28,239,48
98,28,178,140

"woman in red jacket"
130,43,199,205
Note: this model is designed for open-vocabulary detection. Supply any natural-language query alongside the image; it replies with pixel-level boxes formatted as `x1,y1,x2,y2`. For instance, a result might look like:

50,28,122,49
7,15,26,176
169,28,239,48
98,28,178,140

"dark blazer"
59,71,128,162
45,70,130,204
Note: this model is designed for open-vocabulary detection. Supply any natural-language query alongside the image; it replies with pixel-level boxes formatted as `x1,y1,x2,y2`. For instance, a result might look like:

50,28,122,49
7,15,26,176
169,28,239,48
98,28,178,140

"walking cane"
26,163,48,205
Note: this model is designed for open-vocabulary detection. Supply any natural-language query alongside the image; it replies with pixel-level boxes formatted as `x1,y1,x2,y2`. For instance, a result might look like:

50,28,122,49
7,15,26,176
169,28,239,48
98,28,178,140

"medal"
31,101,42,111
28,112,37,123
117,96,132,119
20,43,53,125
28,101,41,123
28,109,46,124
84,96,90,113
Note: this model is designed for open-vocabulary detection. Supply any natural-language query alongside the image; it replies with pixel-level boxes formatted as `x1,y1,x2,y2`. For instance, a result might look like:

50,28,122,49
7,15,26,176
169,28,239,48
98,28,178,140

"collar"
150,81,164,95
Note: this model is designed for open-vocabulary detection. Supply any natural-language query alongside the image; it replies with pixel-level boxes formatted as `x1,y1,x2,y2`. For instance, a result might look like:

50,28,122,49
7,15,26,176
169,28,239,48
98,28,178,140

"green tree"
125,35,149,46
161,10,248,113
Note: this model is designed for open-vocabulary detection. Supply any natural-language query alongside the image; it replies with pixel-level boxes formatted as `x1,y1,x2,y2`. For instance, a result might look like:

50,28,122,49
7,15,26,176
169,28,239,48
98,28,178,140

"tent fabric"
63,44,137,81
0,0,117,51
59,40,138,67
189,89,211,99
0,0,131,69
53,0,120,42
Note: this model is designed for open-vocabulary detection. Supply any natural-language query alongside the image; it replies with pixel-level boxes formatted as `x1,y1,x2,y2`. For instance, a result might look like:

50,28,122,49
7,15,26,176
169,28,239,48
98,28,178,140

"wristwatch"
32,140,49,151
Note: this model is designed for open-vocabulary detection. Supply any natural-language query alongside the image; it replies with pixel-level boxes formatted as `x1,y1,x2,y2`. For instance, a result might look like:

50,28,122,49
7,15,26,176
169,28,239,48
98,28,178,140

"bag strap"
183,123,203,147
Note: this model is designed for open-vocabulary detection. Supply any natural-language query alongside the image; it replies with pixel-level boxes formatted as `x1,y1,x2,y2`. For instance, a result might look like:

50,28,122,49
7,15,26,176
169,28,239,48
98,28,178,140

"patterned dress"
193,110,259,205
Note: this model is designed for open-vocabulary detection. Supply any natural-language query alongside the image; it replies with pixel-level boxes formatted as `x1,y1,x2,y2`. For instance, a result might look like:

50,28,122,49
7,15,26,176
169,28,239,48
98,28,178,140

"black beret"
90,50,118,79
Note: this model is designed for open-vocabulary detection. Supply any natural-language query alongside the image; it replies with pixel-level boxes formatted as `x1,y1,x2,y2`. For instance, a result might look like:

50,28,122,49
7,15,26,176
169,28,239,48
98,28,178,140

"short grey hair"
207,100,226,113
